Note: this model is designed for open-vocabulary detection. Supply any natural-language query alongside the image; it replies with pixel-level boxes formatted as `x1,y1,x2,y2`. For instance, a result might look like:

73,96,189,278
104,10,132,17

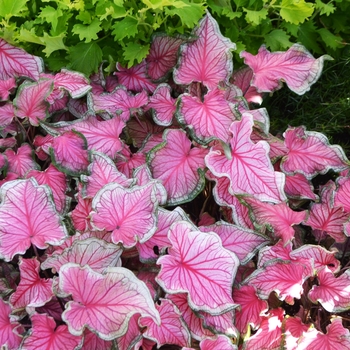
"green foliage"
0,0,349,76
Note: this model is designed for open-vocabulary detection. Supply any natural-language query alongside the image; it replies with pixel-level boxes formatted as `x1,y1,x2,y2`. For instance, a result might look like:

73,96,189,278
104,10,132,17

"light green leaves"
72,18,102,42
0,0,28,19
280,0,314,24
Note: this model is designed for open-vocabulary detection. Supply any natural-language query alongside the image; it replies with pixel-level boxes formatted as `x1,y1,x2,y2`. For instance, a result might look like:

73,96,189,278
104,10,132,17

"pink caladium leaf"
81,329,113,350
81,151,134,198
205,113,286,203
233,285,268,334
148,129,207,205
297,317,350,350
0,136,16,149
0,38,43,80
91,182,158,248
133,164,167,206
244,259,314,304
115,145,147,178
0,77,16,101
178,88,236,144
281,126,349,179
167,293,214,341
14,79,53,126
21,313,83,350
156,221,239,315
308,267,350,312
290,245,340,273
50,130,90,176
231,66,263,104
0,102,15,128
199,309,237,338
284,173,318,200
140,298,191,347
60,263,160,340
305,200,348,243
115,313,142,350
257,241,293,268
27,164,69,214
334,176,350,212
53,69,91,98
173,11,236,89
148,84,176,126
9,257,53,310
70,194,93,232
284,316,310,350
199,335,238,350
0,298,24,349
242,196,306,244
146,34,185,81
41,237,122,274
115,61,157,93
4,143,40,177
199,221,269,264
242,308,284,350
92,87,148,121
0,178,67,261
240,44,332,95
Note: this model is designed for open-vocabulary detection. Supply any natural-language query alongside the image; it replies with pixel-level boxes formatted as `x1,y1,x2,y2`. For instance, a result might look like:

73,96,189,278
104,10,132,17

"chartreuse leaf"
112,17,139,41
72,18,102,43
123,42,150,67
67,42,103,75
39,6,63,32
315,0,336,16
265,29,292,51
164,0,205,27
279,0,314,24
243,7,268,26
0,0,28,19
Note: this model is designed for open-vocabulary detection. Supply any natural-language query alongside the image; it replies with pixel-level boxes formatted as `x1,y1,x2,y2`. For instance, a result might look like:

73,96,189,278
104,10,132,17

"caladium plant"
1,10,350,350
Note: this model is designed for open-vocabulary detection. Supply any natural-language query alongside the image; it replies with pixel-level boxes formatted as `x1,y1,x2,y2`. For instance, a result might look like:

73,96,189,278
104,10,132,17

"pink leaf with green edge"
81,152,134,198
305,201,348,243
243,259,313,304
0,102,15,128
70,195,93,232
21,313,83,350
140,298,191,347
81,329,112,350
0,178,68,261
156,220,239,315
115,146,147,178
91,183,158,248
50,130,90,176
281,126,349,179
137,271,159,300
41,237,122,274
92,86,148,121
9,257,53,310
200,335,238,350
231,66,263,104
53,69,91,98
33,134,54,161
0,38,43,80
167,293,214,341
334,176,350,212
148,129,207,205
149,84,176,126
242,196,306,244
240,44,332,95
4,144,40,177
242,308,284,350
60,263,160,340
205,113,286,203
199,221,269,264
146,34,185,82
136,207,189,262
206,171,253,229
257,241,293,268
298,317,350,350
178,89,236,144
284,173,318,200
233,285,268,334
67,97,88,117
14,79,53,126
27,164,69,214
0,298,24,349
0,77,16,101
308,267,350,312
0,136,16,149
133,164,167,206
173,11,236,89
115,313,142,350
284,316,309,350
290,245,340,273
115,61,157,93
199,309,237,338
